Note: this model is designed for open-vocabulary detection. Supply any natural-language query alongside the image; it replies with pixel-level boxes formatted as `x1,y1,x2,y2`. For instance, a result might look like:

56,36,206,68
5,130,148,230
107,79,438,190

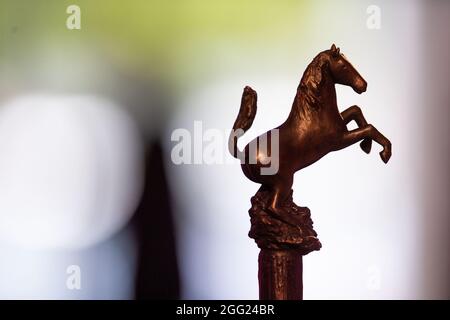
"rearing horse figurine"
229,44,391,227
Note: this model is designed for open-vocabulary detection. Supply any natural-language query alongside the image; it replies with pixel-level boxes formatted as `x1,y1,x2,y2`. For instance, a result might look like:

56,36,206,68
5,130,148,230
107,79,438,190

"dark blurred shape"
132,140,180,299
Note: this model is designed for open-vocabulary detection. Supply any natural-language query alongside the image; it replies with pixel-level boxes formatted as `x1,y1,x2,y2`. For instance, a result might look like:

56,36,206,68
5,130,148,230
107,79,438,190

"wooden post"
258,249,303,300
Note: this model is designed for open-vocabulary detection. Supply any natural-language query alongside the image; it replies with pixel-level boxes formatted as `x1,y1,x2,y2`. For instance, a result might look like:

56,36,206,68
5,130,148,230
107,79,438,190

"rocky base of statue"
248,189,322,255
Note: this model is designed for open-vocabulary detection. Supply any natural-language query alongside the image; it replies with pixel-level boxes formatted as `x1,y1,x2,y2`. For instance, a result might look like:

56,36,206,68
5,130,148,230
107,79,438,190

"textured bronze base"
248,189,321,254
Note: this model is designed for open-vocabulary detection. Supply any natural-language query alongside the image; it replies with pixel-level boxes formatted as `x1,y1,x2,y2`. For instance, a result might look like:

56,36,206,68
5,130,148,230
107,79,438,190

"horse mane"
296,51,330,111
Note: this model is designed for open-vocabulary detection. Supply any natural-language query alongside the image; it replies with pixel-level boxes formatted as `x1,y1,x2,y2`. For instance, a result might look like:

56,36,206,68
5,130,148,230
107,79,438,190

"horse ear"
331,44,336,51
336,47,340,55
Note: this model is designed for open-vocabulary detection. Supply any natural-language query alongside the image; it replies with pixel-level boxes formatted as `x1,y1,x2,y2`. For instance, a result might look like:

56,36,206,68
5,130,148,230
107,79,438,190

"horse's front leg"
337,124,392,163
341,105,372,154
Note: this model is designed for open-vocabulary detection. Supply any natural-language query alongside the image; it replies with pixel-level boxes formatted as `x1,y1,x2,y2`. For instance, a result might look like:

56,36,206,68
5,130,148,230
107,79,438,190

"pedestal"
258,249,303,300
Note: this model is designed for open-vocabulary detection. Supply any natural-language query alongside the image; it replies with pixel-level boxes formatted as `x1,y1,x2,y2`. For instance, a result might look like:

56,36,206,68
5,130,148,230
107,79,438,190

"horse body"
230,45,391,227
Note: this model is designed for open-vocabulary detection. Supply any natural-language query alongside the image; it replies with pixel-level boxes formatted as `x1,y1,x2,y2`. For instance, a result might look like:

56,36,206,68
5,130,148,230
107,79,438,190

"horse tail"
228,86,257,159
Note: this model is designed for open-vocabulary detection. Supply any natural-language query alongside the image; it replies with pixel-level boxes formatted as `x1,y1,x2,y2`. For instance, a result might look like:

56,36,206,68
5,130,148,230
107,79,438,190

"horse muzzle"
353,78,367,94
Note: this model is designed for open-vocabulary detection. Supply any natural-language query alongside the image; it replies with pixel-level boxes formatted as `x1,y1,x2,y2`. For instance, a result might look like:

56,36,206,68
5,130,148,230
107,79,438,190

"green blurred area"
0,0,312,87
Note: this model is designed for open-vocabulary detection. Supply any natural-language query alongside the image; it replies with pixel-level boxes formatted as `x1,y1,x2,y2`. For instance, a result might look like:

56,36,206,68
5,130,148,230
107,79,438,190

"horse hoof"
360,138,372,154
380,149,391,163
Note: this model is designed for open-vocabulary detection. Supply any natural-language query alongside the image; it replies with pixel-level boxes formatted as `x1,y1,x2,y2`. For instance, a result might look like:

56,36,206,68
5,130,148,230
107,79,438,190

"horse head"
327,44,367,94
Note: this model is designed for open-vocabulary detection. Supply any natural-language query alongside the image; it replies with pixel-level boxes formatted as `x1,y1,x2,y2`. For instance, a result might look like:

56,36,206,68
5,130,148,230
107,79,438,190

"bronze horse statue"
229,44,391,227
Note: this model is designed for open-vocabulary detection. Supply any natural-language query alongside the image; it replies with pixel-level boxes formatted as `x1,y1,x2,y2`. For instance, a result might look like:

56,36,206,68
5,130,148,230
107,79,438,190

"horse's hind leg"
266,176,300,227
341,105,372,154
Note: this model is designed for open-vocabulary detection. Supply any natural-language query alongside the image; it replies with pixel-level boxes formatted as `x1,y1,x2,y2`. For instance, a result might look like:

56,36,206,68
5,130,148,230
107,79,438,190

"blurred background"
0,0,448,299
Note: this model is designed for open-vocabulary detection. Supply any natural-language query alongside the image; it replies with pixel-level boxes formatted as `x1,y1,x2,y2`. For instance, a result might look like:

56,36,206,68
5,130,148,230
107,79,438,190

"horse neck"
288,78,337,123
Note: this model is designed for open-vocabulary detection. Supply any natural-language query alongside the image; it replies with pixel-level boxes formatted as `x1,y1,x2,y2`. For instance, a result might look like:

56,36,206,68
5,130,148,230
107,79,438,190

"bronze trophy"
229,44,391,299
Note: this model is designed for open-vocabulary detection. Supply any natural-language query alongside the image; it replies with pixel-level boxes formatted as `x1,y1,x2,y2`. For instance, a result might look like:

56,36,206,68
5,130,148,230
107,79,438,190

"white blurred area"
165,0,445,299
0,93,144,298
0,94,143,249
